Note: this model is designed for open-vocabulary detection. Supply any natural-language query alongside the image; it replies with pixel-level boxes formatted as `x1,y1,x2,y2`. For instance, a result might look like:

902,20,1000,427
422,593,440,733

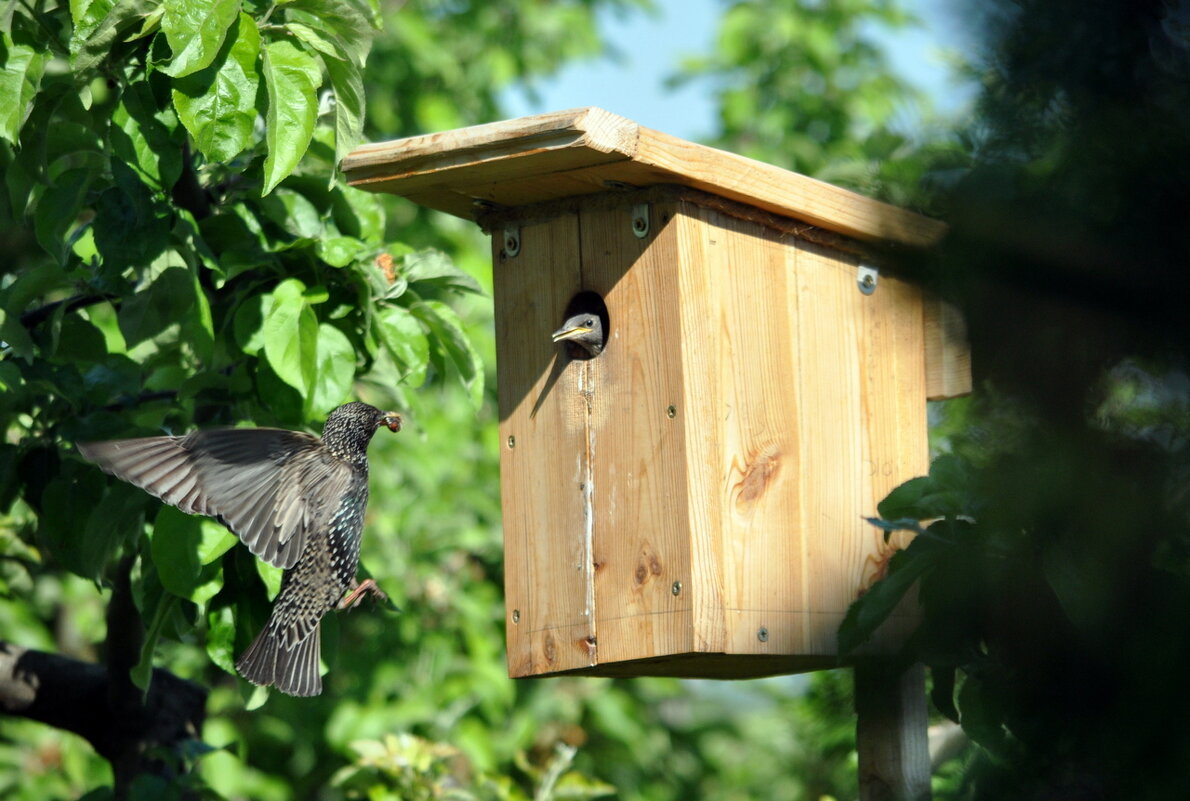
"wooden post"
855,662,931,801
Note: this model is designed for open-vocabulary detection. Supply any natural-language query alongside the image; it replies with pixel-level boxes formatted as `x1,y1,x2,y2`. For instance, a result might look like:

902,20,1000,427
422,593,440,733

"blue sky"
501,0,979,142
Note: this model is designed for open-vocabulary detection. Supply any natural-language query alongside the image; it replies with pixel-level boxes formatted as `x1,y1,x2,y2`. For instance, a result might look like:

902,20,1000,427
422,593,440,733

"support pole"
855,661,931,801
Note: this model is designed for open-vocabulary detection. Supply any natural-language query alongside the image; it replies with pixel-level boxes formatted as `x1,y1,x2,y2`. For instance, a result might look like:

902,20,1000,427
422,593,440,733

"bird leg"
337,578,387,609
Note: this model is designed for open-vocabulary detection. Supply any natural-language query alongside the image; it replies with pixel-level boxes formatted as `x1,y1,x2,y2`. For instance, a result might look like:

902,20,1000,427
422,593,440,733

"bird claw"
338,578,386,610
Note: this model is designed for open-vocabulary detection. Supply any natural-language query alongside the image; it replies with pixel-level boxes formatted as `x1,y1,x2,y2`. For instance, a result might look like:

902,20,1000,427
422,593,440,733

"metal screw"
857,264,878,295
512,609,521,624
671,581,682,596
757,626,769,642
507,435,516,449
631,203,650,239
503,227,521,258
666,405,676,418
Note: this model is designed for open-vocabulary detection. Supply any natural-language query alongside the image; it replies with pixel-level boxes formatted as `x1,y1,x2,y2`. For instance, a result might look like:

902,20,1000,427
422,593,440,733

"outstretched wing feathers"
77,427,355,570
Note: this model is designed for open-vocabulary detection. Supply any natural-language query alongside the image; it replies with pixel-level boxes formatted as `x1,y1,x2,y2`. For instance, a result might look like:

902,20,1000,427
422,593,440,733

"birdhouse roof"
341,107,945,250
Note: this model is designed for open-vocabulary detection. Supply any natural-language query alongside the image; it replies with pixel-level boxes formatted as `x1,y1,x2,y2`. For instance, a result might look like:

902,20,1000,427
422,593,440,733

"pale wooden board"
855,663,931,801
923,296,973,400
577,201,697,666
343,108,946,249
669,205,811,657
494,213,598,677
495,192,929,678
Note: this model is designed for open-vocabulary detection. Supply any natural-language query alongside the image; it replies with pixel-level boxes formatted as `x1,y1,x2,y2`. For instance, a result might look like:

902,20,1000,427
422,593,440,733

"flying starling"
552,313,605,357
77,401,402,697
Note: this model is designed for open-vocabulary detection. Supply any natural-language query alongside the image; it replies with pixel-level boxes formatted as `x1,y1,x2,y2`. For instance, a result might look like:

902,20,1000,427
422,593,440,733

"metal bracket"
857,263,878,295
631,203,650,239
502,227,521,258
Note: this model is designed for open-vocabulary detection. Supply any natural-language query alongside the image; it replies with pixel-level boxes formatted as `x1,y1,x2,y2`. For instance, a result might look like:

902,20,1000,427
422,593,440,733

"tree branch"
0,642,208,798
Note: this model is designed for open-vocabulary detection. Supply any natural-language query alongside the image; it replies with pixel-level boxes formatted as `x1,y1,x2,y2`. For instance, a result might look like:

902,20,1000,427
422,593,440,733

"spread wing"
77,428,356,570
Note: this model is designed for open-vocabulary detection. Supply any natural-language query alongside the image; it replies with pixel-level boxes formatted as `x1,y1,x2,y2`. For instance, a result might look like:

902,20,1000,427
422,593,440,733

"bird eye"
584,318,594,326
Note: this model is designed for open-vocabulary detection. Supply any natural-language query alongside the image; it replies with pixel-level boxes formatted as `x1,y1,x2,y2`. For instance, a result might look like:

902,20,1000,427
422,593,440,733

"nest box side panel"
494,213,597,677
577,201,702,667
668,204,809,659
775,225,925,656
672,202,927,662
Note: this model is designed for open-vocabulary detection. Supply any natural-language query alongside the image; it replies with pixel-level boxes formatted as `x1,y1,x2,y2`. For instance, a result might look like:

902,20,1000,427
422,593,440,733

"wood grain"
923,296,973,400
856,662,931,801
494,213,597,677
579,201,696,666
343,108,946,249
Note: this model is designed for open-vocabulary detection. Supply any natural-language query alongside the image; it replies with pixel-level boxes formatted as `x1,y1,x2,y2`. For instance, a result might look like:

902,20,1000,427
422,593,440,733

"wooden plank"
923,296,973,400
494,213,598,677
855,662,931,801
342,108,945,249
669,204,809,657
578,201,696,666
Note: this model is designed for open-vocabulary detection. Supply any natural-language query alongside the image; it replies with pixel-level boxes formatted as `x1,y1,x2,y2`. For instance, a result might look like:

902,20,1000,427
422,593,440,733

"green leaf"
334,184,384,241
311,322,356,414
260,38,322,195
930,665,959,723
172,11,260,162
152,505,237,598
838,537,935,655
118,263,196,347
0,30,47,145
324,52,364,164
233,292,269,355
40,474,142,579
132,587,178,691
403,249,485,295
70,0,156,72
262,278,319,396
160,0,241,78
375,305,429,388
317,235,367,267
93,162,171,270
286,0,378,68
206,605,238,674
112,81,183,191
414,300,484,407
33,167,96,263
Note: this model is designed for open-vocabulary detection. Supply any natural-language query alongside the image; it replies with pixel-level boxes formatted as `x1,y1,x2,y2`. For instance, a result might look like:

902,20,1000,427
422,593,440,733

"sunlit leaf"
260,38,321,194
262,278,319,396
160,0,241,78
172,12,260,162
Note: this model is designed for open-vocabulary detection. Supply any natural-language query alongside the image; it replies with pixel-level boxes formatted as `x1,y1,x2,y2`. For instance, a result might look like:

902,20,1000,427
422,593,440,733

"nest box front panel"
494,194,926,679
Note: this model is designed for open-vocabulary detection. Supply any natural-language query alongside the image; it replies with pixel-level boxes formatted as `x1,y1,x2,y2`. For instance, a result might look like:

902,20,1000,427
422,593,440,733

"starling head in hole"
552,313,605,357
76,401,402,697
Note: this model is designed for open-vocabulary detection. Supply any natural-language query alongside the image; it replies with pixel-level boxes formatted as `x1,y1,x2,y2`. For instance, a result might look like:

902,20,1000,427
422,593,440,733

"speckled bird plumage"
77,401,401,697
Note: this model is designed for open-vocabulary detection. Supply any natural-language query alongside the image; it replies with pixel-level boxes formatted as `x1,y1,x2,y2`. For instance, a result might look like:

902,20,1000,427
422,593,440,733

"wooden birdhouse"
343,108,970,680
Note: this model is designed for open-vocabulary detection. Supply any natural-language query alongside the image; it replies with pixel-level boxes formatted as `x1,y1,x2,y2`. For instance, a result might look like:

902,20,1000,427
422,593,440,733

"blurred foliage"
840,0,1190,798
672,0,972,208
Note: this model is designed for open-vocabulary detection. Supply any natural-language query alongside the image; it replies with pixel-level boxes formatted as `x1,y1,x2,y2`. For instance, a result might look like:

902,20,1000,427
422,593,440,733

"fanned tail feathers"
236,620,323,697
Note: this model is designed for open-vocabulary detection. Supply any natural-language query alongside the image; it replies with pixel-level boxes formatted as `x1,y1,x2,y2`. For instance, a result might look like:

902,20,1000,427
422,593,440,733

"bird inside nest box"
341,108,971,680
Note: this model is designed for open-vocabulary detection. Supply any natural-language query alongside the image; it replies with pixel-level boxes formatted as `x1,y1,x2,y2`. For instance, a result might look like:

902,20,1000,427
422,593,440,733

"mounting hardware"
857,264,878,295
512,609,521,624
666,405,677,419
672,581,682,596
507,435,516,449
503,227,521,258
757,626,769,642
631,204,650,239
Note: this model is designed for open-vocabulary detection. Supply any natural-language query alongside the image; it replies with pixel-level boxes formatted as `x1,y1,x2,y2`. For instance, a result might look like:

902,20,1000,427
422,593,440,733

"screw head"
757,626,769,642
507,435,516,449
666,405,676,419
512,609,521,624
671,581,682,596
